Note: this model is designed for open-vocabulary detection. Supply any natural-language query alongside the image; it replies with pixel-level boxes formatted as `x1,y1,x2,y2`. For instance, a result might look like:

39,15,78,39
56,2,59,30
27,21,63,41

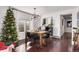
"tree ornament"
9,35,11,38
10,15,12,17
8,10,11,13
8,30,10,32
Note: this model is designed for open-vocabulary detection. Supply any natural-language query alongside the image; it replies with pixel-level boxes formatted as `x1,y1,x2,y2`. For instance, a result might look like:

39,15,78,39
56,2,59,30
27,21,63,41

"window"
19,23,24,32
26,21,30,31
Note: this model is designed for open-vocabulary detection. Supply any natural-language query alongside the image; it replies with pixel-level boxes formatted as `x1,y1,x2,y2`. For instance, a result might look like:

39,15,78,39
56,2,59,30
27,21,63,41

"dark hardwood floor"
26,32,72,52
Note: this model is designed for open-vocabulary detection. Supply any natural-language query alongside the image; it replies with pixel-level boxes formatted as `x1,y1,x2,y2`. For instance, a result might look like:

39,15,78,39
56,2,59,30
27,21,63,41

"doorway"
60,14,72,36
60,14,72,46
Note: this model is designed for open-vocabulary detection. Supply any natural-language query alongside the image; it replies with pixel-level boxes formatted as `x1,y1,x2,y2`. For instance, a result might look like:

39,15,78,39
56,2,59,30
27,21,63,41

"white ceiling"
14,6,77,15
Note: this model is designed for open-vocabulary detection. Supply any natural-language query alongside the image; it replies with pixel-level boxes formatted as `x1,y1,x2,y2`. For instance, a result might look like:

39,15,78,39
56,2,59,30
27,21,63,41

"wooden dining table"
27,30,47,47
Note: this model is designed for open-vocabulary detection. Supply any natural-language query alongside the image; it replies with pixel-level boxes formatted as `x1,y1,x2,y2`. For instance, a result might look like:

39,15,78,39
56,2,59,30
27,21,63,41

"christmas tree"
1,7,18,46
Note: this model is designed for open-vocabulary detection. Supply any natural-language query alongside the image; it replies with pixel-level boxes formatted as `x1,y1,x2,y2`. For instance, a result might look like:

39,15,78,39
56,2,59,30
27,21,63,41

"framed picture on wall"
42,18,46,25
67,21,72,27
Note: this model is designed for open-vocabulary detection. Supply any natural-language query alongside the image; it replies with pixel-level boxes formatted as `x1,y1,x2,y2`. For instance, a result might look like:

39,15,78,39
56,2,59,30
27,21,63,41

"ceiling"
14,6,77,15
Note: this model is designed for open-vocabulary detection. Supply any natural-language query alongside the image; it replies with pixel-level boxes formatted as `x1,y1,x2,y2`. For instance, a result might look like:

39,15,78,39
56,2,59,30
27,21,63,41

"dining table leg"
42,38,46,46
39,34,43,47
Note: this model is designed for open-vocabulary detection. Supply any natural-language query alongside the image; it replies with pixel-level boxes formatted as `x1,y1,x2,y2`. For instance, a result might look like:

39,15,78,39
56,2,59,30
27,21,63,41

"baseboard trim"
52,36,60,39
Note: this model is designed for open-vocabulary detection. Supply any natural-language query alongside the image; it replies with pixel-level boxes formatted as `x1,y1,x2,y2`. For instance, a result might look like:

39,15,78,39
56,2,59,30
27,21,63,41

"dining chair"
31,33,40,43
26,32,40,46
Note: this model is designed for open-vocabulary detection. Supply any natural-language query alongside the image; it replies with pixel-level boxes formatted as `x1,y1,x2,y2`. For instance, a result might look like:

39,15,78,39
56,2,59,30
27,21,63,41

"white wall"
60,16,65,36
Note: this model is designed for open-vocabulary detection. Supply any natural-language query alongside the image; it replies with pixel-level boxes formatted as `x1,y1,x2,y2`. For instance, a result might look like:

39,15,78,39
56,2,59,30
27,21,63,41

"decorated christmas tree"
1,7,18,46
